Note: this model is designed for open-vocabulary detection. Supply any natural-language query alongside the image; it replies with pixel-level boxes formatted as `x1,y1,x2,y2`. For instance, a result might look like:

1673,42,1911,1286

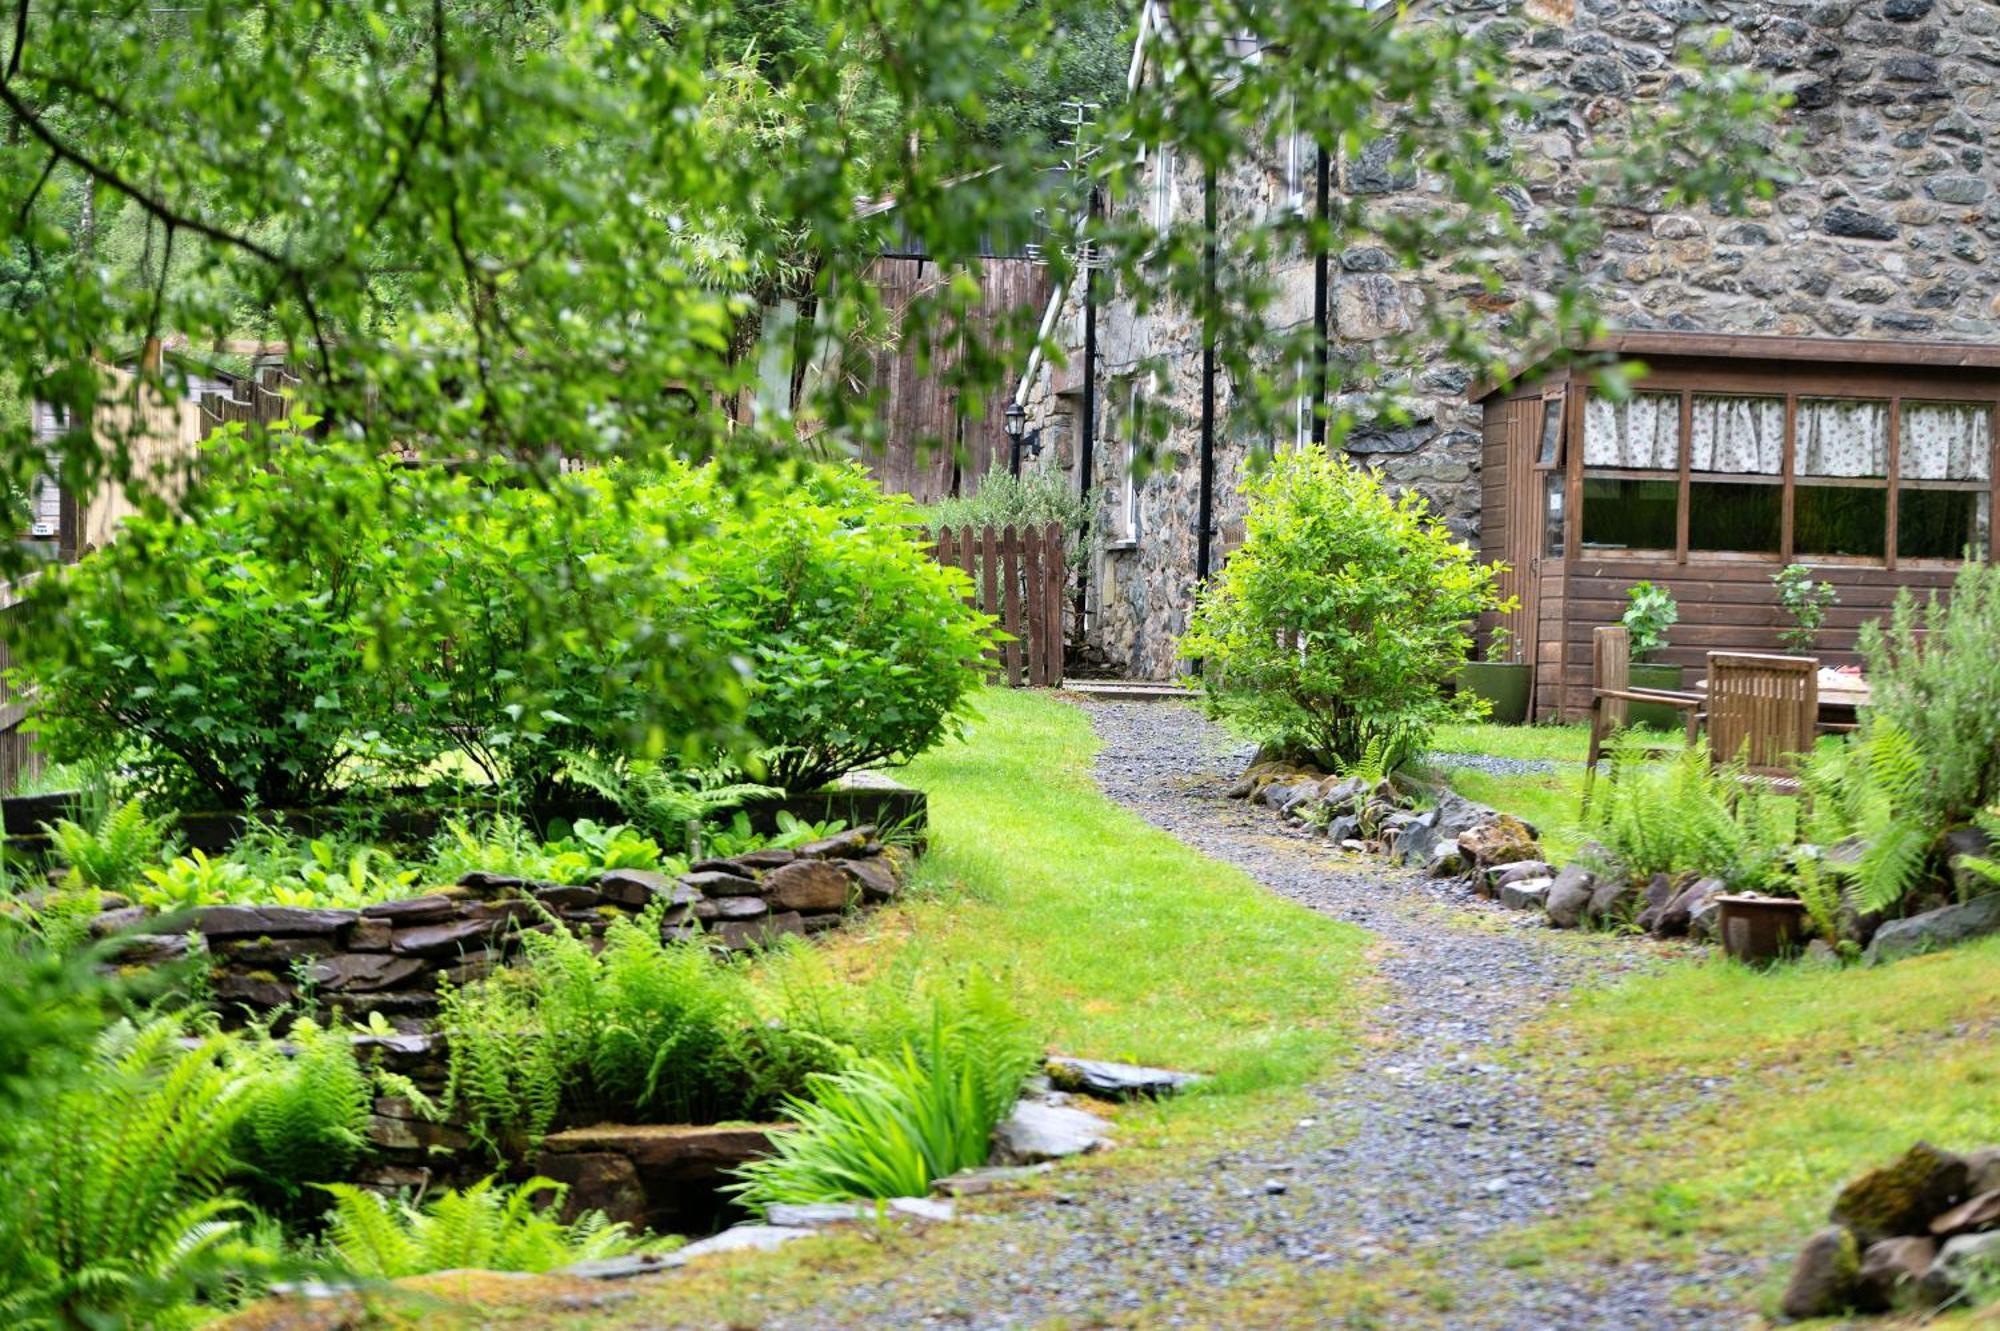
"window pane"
1690,395,1783,474
1583,392,1679,470
1581,477,1677,551
1901,402,1991,482
1537,397,1563,466
1544,471,1565,558
1898,489,1990,561
1796,485,1887,558
1689,481,1781,553
1797,398,1889,478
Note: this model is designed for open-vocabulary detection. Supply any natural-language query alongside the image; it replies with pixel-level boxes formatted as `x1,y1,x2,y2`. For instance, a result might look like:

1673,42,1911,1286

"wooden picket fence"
933,523,1065,687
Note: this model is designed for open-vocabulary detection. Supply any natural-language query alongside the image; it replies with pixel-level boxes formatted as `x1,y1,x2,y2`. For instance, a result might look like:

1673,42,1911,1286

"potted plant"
1622,581,1685,730
1773,563,1838,654
1456,625,1531,724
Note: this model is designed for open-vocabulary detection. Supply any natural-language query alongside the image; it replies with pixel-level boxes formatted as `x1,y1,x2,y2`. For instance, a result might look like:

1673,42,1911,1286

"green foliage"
1590,738,1790,890
1620,582,1679,661
15,439,435,810
683,465,998,791
318,1176,657,1279
1859,562,2000,826
924,467,1101,578
0,1020,264,1328
425,814,686,890
139,848,255,909
560,751,779,853
1773,565,1838,653
231,1018,374,1204
1180,448,1511,771
45,795,171,894
730,978,1038,1208
437,909,842,1156
1803,720,1937,917
1957,806,2000,897
1334,737,1393,789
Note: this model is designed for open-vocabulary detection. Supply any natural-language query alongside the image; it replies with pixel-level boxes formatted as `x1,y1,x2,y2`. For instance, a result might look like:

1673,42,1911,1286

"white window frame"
1149,142,1176,233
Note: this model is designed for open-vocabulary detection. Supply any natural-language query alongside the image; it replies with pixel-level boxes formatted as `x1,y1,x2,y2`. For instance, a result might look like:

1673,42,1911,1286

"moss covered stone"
1830,1142,1970,1244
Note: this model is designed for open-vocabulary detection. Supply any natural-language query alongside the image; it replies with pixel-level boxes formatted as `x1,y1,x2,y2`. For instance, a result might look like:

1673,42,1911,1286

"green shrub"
318,1176,657,1278
1773,564,1837,654
1179,448,1511,771
1590,738,1790,890
1859,561,2000,826
681,464,997,790
401,463,751,799
13,439,429,811
730,978,1037,1208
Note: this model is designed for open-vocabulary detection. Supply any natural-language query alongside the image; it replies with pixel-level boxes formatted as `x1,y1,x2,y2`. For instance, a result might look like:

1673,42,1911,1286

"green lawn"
794,687,1369,1120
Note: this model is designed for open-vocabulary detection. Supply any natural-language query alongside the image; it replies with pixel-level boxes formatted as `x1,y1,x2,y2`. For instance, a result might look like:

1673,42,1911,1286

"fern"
0,1020,260,1327
1804,720,1936,915
43,797,172,894
1334,736,1392,789
231,1018,375,1202
319,1176,661,1278
561,751,779,852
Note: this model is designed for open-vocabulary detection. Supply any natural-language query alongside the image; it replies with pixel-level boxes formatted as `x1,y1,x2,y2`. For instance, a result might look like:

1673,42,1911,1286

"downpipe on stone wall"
1195,162,1218,590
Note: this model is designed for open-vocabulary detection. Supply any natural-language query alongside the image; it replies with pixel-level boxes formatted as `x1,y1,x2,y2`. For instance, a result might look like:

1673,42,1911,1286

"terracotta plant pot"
1626,661,1687,733
1457,662,1532,725
1717,893,1810,965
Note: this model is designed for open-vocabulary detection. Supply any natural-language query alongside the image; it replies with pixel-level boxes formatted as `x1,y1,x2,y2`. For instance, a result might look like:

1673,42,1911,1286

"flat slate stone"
931,1163,1053,1197
714,911,806,950
90,905,156,936
798,827,873,859
1046,1056,1202,1101
533,883,601,910
761,859,852,913
1499,877,1554,911
193,905,357,938
696,848,796,873
1865,895,2000,963
674,1224,814,1262
679,869,762,898
598,868,699,907
692,895,768,922
991,1098,1114,1165
390,917,503,956
456,870,530,893
361,894,460,924
561,1251,686,1281
764,1197,955,1228
540,1122,788,1179
309,952,431,993
841,857,901,902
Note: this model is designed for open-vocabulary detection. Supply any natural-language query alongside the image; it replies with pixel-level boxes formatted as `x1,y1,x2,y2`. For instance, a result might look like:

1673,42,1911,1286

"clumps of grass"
730,974,1039,1208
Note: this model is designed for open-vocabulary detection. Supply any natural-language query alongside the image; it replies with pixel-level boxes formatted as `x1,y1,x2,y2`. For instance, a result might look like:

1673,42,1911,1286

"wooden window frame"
1570,361,2000,571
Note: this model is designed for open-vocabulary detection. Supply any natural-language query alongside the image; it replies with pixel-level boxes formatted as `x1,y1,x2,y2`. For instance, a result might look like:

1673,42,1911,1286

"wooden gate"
934,523,1065,687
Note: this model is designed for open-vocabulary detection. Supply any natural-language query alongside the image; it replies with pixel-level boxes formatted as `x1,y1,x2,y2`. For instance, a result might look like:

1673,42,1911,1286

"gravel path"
768,700,1754,1330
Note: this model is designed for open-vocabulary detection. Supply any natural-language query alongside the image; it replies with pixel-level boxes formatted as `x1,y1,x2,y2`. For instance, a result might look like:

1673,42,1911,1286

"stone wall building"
1020,0,2000,684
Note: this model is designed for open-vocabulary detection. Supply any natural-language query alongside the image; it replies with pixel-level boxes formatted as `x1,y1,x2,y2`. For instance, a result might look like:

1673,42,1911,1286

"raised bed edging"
97,827,909,1030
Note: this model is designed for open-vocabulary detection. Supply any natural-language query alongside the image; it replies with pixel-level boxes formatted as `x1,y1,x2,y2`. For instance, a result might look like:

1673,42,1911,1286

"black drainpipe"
1311,141,1331,446
1075,187,1100,637
1195,162,1218,587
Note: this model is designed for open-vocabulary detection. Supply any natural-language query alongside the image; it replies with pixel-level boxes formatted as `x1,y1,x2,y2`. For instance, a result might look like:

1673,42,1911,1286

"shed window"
1898,401,1991,560
1793,397,1889,559
1583,392,1678,470
1688,394,1783,555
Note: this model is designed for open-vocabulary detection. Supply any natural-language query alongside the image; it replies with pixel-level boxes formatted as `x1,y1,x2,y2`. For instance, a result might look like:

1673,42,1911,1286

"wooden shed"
1477,332,2000,721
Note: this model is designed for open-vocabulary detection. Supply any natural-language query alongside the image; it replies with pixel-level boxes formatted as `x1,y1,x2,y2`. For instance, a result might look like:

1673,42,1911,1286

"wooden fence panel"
932,524,1064,688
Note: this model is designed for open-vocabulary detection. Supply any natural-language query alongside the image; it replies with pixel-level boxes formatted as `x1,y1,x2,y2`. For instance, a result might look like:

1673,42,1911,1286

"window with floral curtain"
1795,397,1890,558
1581,391,1679,550
1900,401,1992,560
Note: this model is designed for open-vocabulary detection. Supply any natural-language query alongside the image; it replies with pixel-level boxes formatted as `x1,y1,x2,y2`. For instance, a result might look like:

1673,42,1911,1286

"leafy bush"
1801,720,1939,916
44,796,171,894
1621,581,1678,661
923,466,1101,578
1859,562,2000,826
437,908,841,1155
1179,448,1511,771
730,978,1037,1208
318,1176,657,1278
400,463,751,800
13,439,429,810
680,464,997,790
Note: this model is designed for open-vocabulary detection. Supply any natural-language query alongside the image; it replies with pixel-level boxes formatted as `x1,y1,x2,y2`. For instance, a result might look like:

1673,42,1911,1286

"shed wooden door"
1480,392,1548,702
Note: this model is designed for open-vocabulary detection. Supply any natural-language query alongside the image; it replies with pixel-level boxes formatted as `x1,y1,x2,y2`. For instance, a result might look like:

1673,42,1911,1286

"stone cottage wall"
1022,0,2000,680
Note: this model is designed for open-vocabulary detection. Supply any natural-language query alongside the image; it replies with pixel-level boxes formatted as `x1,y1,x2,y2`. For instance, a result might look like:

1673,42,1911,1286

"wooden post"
1021,524,1045,686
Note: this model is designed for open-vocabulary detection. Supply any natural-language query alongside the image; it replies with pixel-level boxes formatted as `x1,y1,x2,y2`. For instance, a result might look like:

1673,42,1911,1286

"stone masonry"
1022,0,2000,679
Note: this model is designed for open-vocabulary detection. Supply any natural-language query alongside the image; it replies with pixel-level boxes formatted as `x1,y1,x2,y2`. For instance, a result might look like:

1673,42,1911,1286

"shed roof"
1474,330,2000,400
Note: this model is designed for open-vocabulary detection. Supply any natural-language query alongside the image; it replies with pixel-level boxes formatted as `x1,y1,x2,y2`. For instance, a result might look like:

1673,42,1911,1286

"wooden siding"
859,256,1051,504
1550,555,1957,719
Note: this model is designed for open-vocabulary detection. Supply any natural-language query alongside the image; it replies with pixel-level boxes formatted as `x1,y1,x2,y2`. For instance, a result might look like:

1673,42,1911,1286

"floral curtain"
1689,395,1783,474
1584,392,1679,470
1797,398,1889,478
1901,402,1992,482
